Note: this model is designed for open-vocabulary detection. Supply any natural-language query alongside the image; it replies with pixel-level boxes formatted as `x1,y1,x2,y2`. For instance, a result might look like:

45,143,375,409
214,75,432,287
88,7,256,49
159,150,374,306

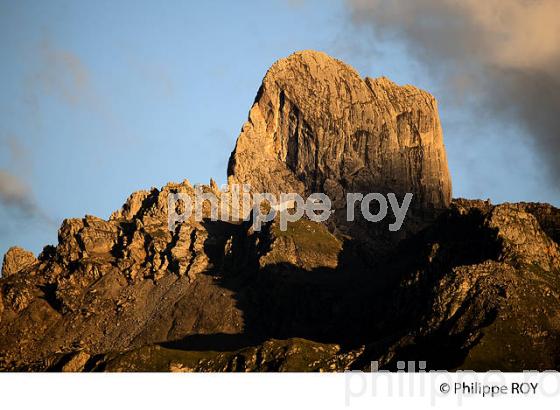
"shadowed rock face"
228,50,452,237
1,51,560,372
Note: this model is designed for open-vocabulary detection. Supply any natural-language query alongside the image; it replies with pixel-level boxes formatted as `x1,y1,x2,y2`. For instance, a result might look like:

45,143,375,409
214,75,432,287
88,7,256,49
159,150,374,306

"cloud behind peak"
348,0,560,183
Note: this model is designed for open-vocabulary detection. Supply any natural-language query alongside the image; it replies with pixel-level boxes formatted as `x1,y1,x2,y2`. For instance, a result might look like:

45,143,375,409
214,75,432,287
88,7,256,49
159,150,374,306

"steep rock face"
228,50,452,236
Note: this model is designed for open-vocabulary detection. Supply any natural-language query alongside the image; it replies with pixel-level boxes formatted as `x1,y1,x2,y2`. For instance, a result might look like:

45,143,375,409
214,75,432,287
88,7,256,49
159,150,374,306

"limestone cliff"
228,50,451,236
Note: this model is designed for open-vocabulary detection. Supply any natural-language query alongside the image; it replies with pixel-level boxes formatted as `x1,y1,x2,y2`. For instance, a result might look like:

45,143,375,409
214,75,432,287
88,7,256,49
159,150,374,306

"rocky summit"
228,51,452,244
1,51,560,372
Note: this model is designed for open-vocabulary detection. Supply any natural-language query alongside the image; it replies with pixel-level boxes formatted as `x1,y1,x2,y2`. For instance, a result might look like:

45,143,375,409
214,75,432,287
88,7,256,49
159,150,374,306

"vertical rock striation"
228,50,452,237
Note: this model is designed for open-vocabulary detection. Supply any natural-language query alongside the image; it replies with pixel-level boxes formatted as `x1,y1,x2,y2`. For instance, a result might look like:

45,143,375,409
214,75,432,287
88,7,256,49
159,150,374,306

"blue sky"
1,0,558,257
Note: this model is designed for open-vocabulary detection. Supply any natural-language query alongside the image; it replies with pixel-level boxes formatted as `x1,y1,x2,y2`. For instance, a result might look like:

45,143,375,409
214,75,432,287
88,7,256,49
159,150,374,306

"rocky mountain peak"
228,50,452,238
1,52,559,372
